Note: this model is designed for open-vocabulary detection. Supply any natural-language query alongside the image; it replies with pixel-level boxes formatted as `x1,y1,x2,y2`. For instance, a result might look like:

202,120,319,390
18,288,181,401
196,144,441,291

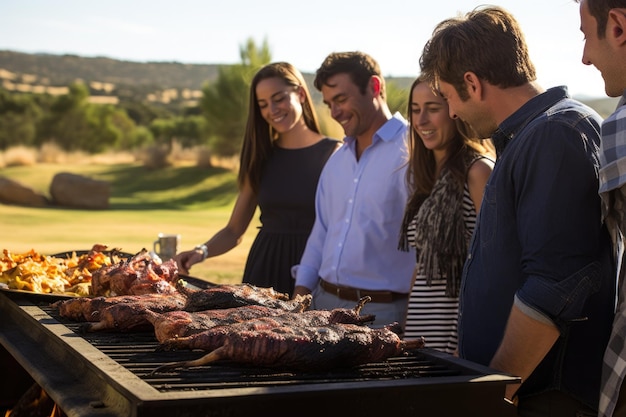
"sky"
0,0,608,99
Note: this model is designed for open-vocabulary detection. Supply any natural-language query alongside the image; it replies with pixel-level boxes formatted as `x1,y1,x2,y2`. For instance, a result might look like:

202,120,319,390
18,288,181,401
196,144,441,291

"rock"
50,172,110,209
0,177,49,207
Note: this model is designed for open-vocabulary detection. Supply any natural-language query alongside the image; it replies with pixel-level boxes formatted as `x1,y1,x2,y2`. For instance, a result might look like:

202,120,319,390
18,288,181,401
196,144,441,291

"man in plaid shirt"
579,0,626,415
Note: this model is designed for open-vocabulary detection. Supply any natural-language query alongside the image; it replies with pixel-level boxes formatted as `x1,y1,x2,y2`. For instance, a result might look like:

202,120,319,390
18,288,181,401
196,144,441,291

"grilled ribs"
53,293,187,331
80,293,188,332
179,282,298,312
154,322,425,373
54,283,312,333
90,249,179,296
52,293,182,322
144,300,311,343
158,297,375,352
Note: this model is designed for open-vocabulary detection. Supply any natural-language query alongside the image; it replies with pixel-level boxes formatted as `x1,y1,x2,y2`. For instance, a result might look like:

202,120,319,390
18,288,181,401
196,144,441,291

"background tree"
0,89,42,149
35,83,138,153
200,38,271,157
37,82,91,150
149,115,208,149
386,81,409,117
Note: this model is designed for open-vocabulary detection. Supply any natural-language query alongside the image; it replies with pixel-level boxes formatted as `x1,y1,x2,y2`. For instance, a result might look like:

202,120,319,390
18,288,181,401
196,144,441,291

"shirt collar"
344,112,408,146
618,89,626,108
491,86,569,156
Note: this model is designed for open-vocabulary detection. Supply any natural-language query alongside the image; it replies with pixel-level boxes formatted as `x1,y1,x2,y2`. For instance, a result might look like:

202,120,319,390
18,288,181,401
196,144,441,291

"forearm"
201,227,244,259
489,303,560,401
176,227,244,274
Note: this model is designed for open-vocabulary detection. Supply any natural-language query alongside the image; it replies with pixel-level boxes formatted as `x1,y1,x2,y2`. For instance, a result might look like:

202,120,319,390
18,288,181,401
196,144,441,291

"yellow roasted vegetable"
0,247,127,296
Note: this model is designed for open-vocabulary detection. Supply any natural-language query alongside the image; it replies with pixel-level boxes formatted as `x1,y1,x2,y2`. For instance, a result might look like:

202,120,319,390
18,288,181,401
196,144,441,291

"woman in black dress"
175,62,339,296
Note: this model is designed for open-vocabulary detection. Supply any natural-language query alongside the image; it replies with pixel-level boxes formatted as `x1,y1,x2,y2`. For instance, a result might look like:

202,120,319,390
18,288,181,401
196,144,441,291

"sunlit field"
0,151,259,285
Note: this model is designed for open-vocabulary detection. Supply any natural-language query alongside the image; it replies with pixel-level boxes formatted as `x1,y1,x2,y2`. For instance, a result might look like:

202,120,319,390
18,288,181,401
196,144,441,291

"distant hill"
0,49,617,117
0,50,220,90
0,50,415,108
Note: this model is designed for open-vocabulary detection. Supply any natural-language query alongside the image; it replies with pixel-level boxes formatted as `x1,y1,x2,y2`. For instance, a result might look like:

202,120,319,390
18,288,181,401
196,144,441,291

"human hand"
292,285,312,300
174,249,204,275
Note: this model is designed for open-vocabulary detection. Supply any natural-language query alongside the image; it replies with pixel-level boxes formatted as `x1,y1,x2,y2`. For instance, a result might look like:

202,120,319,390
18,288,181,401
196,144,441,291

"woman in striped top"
399,75,494,354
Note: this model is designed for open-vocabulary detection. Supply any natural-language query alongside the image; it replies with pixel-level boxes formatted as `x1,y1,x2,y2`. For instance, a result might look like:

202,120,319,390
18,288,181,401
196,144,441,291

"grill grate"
1,295,519,417
40,305,460,392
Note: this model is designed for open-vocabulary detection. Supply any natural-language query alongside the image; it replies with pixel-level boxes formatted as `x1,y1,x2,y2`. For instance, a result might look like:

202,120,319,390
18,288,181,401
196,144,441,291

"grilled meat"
52,294,168,322
153,322,425,373
158,297,374,352
54,284,311,333
179,282,298,312
144,298,311,343
90,249,178,296
53,293,187,328
81,293,187,332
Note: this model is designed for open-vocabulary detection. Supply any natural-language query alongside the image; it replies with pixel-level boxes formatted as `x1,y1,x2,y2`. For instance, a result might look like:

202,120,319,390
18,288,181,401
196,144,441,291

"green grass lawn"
0,162,260,284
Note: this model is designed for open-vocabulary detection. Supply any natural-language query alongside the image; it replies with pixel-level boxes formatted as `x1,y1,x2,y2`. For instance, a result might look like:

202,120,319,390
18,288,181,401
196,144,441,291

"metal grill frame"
0,293,519,417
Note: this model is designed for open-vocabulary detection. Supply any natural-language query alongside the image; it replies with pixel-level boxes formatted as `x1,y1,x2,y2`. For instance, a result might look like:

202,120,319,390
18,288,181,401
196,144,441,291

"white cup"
153,233,180,261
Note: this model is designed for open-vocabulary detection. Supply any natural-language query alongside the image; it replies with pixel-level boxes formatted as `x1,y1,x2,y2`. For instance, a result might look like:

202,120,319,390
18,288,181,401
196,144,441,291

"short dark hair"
578,0,626,38
419,6,536,100
314,51,386,99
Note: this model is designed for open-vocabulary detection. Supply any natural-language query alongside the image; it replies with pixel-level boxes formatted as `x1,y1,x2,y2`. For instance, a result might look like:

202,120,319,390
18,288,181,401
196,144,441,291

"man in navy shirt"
420,6,615,416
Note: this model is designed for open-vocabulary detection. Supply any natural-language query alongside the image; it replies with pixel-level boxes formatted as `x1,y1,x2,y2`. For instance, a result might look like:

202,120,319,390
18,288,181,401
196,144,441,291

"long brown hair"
238,62,321,193
404,75,494,219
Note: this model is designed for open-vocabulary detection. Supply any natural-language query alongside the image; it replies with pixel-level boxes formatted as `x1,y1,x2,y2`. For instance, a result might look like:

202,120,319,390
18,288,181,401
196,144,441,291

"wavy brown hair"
419,6,536,100
238,62,321,193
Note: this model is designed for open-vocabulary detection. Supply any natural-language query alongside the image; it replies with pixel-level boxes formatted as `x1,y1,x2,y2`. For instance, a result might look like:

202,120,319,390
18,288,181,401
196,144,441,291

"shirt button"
353,178,358,183
348,199,353,204
338,242,343,247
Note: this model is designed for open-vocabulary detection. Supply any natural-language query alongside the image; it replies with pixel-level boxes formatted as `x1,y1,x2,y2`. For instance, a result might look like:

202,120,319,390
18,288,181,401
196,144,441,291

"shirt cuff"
292,264,319,291
514,294,555,326
516,262,602,326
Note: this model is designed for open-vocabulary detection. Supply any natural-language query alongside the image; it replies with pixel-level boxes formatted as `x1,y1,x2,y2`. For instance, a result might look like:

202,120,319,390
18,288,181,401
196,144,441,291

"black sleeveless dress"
242,138,339,296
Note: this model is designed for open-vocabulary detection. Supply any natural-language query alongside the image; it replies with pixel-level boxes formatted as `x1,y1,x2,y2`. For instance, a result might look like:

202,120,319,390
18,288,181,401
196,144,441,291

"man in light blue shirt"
292,51,415,328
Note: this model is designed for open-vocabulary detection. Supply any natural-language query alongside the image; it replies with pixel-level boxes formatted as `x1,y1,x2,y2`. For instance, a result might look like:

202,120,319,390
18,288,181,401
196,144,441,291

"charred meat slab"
179,283,301,312
53,285,312,333
154,322,425,373
80,293,188,332
158,297,375,352
144,298,311,343
53,293,187,331
51,294,179,322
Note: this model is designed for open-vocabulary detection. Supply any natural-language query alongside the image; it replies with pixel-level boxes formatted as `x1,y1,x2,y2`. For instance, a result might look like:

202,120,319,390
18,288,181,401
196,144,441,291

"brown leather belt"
319,280,408,303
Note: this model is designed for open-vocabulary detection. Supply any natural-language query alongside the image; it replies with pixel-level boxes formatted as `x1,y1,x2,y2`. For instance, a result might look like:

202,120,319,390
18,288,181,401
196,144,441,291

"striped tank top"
403,183,477,354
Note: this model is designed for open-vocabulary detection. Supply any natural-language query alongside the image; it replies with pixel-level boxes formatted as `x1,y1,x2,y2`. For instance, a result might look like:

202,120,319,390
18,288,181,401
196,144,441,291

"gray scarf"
399,154,479,297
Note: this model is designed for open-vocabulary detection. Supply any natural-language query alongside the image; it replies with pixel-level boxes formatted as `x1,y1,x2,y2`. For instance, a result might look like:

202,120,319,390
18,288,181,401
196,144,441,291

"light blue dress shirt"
293,112,415,294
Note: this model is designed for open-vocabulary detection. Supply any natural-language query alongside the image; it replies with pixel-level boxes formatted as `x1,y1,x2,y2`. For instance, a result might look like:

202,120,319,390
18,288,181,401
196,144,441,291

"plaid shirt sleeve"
599,187,626,417
599,95,626,417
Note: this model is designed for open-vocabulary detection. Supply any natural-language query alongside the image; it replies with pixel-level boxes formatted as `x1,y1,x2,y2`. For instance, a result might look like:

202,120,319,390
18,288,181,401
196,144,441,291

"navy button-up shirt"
458,86,615,409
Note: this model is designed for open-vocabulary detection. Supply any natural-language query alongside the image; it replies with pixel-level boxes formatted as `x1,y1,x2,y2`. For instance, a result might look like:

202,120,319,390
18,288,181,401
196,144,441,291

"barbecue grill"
0,291,519,417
